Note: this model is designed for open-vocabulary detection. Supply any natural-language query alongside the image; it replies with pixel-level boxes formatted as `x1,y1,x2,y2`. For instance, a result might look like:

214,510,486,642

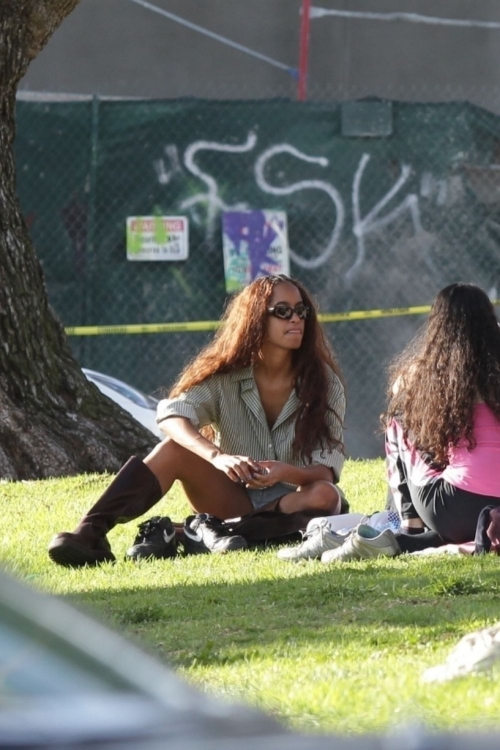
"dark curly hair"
170,274,345,461
383,283,500,467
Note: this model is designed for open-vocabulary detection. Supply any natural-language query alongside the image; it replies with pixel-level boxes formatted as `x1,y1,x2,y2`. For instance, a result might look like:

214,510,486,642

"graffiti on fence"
180,132,257,239
152,130,463,284
349,154,423,285
254,143,345,271
153,144,182,186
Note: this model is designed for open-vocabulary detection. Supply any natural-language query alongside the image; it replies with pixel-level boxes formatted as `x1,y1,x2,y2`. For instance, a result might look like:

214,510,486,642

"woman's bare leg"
278,481,340,515
145,438,253,519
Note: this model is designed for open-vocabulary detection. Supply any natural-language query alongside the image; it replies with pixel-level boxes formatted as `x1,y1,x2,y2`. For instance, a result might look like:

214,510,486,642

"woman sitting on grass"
383,281,500,554
278,282,500,563
48,274,347,567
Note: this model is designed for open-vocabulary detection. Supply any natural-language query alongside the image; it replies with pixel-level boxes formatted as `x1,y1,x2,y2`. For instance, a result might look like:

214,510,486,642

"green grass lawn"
1,458,500,736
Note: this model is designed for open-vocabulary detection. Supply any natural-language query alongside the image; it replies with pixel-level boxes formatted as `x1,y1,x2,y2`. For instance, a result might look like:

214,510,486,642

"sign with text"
126,216,189,261
222,210,289,292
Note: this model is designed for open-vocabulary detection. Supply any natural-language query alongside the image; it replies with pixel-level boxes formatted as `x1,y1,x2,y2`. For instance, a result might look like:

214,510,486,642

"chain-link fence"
14,94,500,457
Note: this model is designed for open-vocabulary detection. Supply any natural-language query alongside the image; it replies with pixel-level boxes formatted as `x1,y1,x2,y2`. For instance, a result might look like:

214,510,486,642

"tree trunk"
0,2,156,479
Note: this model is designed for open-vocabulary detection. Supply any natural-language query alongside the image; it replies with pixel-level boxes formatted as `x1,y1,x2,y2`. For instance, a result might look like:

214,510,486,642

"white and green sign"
126,216,189,261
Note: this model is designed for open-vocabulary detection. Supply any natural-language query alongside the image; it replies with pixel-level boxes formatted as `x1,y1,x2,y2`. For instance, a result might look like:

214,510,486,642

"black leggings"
395,502,498,554
405,479,500,543
386,419,500,544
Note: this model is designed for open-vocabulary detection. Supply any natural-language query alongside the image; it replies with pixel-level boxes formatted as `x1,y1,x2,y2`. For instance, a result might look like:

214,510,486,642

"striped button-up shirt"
156,366,346,483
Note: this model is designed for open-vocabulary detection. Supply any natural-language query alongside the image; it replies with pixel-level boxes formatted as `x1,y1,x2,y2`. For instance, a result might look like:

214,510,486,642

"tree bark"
0,1,157,479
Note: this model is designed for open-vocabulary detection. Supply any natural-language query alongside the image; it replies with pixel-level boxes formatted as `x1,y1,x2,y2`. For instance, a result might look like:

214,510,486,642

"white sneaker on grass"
277,519,346,561
321,523,400,563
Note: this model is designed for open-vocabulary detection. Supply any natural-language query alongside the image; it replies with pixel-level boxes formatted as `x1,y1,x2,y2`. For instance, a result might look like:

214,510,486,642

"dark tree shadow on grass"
61,558,500,671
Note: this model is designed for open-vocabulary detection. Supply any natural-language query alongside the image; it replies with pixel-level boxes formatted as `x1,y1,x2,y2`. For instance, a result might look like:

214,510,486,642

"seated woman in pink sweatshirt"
384,282,500,553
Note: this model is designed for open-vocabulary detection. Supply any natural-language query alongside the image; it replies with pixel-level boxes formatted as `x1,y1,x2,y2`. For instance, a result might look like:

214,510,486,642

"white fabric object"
422,623,500,682
308,510,401,536
306,513,364,534
364,510,401,533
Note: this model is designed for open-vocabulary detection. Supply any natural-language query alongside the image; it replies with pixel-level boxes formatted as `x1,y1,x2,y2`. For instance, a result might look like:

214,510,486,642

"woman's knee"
144,437,189,486
307,481,340,513
146,436,181,463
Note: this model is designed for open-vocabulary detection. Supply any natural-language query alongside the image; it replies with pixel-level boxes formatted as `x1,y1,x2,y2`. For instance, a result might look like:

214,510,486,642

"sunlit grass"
1,459,499,735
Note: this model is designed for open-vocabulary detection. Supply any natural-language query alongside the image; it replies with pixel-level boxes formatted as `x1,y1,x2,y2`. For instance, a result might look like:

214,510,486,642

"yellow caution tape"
65,321,219,336
319,305,431,323
65,300,500,336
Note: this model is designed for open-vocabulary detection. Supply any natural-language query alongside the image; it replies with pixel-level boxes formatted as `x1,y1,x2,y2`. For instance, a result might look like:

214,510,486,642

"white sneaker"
277,519,346,561
321,523,400,563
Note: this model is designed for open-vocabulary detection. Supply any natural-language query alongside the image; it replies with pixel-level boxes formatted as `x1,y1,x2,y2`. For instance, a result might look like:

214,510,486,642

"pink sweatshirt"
442,403,500,496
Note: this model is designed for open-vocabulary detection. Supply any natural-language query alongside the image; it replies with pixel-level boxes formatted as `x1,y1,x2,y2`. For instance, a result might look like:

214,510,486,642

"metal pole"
82,94,100,367
298,0,312,100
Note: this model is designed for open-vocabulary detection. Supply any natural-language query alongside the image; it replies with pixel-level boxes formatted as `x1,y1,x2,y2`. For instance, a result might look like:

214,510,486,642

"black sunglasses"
267,303,311,321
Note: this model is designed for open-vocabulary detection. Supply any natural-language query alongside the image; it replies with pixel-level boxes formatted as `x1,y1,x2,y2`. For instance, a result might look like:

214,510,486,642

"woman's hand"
211,453,262,484
245,460,288,488
487,506,500,553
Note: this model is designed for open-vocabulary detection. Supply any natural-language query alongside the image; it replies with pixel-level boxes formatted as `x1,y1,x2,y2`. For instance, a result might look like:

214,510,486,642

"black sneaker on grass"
183,514,248,554
126,516,177,561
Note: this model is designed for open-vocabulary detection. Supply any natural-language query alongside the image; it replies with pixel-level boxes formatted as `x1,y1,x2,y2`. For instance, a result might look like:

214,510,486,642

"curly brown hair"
169,274,345,461
384,283,500,467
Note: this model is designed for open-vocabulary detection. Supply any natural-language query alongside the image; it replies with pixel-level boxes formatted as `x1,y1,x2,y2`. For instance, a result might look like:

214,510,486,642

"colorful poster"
126,216,189,261
222,210,289,292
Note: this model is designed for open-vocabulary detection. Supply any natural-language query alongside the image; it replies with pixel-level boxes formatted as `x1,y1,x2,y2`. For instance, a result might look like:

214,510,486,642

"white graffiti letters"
254,144,345,270
153,144,181,186
180,132,257,238
153,131,432,278
348,153,423,284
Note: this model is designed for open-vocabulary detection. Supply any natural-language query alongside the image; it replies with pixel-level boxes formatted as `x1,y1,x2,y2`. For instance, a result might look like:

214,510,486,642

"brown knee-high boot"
48,456,163,568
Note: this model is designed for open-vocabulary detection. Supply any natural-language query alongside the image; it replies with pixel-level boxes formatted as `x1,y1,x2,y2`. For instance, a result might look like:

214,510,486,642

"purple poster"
222,210,290,292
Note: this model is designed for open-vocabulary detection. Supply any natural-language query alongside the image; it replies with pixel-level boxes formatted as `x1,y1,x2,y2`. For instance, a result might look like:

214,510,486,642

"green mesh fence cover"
15,98,500,457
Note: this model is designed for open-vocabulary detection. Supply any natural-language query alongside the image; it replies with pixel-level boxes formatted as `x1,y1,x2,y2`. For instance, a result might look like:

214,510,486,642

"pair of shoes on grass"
127,513,247,561
277,518,400,563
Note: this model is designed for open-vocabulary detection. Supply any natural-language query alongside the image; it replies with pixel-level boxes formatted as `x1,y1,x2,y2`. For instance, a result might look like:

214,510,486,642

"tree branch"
0,0,81,86
25,0,81,62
